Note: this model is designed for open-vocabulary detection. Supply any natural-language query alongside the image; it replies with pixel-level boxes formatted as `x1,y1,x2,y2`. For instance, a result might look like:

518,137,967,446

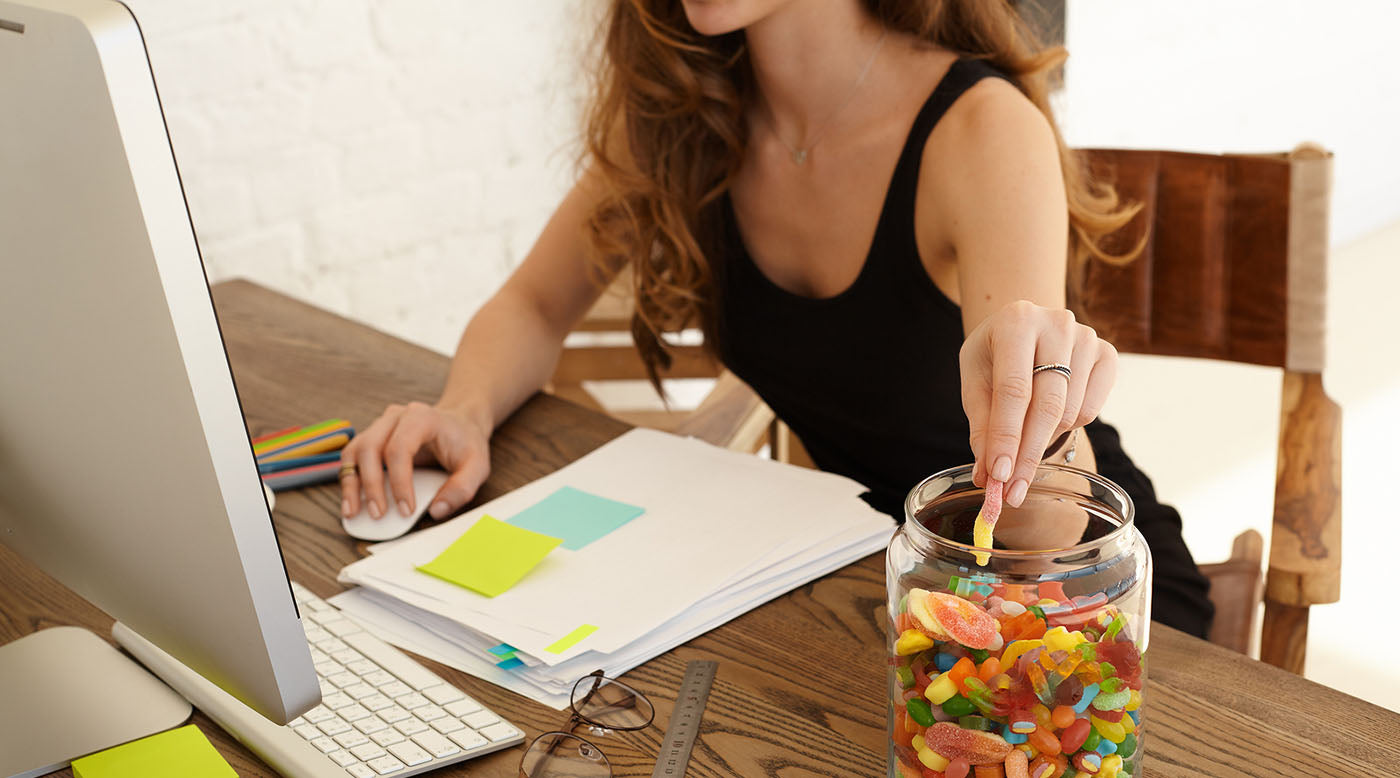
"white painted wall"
124,0,591,355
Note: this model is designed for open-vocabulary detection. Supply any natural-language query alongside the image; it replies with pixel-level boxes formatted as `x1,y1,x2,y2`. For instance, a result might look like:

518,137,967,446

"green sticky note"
71,725,235,778
507,486,644,550
417,515,562,597
545,623,599,654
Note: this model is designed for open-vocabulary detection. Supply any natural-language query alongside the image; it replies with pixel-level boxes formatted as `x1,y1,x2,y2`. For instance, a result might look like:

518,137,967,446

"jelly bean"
959,715,995,731
943,695,977,717
1072,683,1100,715
898,629,936,656
1059,718,1091,753
1092,689,1131,711
979,657,1002,682
921,747,952,772
1124,690,1141,712
1028,725,1061,757
1099,755,1123,778
897,665,917,689
949,657,978,691
1050,705,1076,729
1073,751,1102,773
1127,710,1139,727
1090,715,1126,744
1081,727,1101,752
975,764,1006,778
923,722,1014,765
936,652,959,672
946,757,971,778
1009,711,1036,734
925,672,959,705
907,698,937,727
1001,600,1028,617
1003,730,1028,745
1004,750,1030,778
1118,732,1137,756
1094,738,1117,756
1118,713,1135,733
1031,704,1053,730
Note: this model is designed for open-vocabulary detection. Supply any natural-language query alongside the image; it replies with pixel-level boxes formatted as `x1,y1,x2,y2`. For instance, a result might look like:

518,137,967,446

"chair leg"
1260,601,1309,674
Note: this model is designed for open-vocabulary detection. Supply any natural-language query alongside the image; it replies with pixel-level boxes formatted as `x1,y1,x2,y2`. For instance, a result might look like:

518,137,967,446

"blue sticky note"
487,643,517,656
506,487,644,551
496,656,525,670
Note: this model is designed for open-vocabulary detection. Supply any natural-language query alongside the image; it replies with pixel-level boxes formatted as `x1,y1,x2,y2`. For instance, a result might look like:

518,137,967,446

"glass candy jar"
886,464,1150,778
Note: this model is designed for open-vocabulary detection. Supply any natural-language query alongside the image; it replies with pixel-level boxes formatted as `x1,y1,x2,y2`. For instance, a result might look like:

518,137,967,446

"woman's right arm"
340,173,618,521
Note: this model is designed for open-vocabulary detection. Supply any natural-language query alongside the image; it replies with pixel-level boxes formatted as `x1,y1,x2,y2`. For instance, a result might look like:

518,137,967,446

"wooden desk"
2,280,1396,777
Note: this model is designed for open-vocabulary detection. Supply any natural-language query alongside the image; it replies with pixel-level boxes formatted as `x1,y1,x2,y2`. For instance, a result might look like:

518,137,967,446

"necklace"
763,29,888,166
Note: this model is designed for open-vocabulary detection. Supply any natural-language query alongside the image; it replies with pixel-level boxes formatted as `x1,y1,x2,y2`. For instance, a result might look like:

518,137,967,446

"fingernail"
341,499,351,517
397,500,410,517
369,501,382,519
1008,479,1029,507
992,456,1013,483
429,501,449,519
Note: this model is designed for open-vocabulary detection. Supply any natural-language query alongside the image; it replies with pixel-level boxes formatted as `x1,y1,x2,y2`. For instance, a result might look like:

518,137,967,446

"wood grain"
2,280,1395,777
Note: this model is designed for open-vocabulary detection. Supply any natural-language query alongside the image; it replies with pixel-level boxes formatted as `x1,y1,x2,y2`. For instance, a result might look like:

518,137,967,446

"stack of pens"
254,419,355,491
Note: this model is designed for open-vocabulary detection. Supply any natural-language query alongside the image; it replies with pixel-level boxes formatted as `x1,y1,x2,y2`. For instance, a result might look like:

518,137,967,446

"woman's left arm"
927,79,1117,508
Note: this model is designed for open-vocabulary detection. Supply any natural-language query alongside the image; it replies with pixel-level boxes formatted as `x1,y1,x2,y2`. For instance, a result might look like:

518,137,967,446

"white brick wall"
125,0,593,354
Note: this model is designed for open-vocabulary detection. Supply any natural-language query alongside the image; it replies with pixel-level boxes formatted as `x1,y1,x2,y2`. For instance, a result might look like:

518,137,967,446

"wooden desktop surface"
2,279,1396,777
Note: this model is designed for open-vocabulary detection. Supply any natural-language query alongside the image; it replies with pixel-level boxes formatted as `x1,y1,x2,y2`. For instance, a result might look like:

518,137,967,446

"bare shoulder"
927,73,1059,179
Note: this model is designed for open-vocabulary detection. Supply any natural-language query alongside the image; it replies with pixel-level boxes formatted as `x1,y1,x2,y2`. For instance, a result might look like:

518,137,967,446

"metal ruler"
650,660,718,778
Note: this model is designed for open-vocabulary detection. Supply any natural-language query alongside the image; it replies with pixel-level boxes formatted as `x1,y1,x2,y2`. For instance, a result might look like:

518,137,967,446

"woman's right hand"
339,401,492,521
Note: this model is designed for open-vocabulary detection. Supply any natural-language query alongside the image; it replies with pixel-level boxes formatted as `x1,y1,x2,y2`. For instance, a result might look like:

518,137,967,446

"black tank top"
716,59,1008,517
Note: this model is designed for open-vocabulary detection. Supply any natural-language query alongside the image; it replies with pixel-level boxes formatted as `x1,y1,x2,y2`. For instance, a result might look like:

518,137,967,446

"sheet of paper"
507,486,644,550
416,516,562,597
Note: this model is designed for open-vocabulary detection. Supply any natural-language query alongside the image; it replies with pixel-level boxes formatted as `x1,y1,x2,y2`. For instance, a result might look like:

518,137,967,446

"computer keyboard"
114,582,525,777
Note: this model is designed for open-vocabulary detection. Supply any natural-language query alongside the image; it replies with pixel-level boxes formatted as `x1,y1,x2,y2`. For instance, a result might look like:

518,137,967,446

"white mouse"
341,468,452,541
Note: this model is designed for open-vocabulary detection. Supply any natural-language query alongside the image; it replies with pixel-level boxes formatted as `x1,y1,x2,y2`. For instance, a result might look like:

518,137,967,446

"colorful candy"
924,722,1015,765
972,479,1005,566
1058,718,1091,753
1003,750,1030,778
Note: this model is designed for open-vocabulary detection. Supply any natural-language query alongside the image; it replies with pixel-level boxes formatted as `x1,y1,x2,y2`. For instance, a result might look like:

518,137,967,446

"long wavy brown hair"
583,0,1140,389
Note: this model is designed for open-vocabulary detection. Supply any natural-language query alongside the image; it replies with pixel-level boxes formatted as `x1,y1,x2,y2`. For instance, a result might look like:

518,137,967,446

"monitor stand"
0,627,192,778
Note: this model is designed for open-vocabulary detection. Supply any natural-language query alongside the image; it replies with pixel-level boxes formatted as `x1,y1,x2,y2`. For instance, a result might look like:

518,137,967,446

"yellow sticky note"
71,725,235,778
545,624,599,654
417,515,562,597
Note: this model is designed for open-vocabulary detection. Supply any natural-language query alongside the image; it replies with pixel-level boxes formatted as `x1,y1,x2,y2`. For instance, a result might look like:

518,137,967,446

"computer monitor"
0,0,318,756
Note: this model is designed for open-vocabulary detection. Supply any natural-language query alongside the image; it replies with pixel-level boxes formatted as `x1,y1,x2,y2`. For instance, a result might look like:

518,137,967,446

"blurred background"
122,0,1400,710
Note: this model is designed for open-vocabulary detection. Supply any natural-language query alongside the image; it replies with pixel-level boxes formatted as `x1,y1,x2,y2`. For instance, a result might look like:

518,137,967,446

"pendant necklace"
764,29,888,166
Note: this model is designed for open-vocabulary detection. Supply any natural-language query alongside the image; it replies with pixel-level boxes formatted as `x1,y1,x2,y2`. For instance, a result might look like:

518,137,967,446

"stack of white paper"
332,429,895,709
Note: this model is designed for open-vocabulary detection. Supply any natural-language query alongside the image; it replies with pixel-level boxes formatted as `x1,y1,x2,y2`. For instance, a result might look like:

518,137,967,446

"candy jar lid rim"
901,463,1137,561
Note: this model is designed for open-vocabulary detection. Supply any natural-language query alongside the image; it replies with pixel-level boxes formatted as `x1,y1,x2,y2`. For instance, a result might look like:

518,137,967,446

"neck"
745,0,887,145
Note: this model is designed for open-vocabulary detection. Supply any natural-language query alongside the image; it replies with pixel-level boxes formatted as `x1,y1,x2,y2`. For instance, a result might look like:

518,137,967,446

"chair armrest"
673,371,774,452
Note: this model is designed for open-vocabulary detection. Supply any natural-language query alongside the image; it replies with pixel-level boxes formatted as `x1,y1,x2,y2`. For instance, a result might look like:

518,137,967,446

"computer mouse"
341,468,451,541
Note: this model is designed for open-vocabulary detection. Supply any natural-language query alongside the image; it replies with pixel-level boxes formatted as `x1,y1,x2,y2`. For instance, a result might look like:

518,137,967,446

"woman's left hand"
959,300,1117,507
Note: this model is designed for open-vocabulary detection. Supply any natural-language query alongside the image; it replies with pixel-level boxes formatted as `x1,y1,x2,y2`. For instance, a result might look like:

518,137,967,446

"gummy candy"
972,479,1005,566
1003,750,1030,778
924,722,1015,765
1058,717,1090,753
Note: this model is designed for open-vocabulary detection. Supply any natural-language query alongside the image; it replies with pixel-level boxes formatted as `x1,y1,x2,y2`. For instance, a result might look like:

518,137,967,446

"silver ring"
1032,363,1072,380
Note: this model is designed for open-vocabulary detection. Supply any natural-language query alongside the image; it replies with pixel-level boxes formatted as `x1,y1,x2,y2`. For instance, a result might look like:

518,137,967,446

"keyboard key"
462,710,499,729
319,679,338,697
340,704,372,722
410,731,461,759
347,660,378,676
379,681,412,699
316,638,349,653
444,698,482,717
414,705,446,722
303,705,335,723
293,723,320,740
347,766,376,778
318,719,352,737
423,684,465,705
453,727,492,755
333,649,366,665
323,619,363,637
333,732,370,749
361,694,394,712
350,742,386,761
371,729,406,747
429,716,464,734
394,719,429,736
288,716,306,727
327,749,358,767
367,755,407,774
378,706,411,724
310,736,338,754
306,598,335,612
354,717,388,735
478,722,521,743
304,627,333,644
328,672,359,689
346,683,378,700
363,671,397,687
396,693,430,710
309,648,329,663
307,609,342,626
322,692,355,710
387,741,433,767
448,729,488,751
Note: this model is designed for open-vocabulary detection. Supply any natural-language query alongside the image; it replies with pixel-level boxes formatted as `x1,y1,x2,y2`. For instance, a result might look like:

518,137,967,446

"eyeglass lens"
520,732,610,778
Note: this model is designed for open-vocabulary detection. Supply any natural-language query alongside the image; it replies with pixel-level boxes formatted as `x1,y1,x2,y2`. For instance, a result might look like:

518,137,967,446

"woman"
338,0,1214,636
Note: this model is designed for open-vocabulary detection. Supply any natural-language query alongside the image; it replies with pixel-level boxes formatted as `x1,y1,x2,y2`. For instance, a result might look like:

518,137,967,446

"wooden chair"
550,145,1340,673
1075,144,1340,672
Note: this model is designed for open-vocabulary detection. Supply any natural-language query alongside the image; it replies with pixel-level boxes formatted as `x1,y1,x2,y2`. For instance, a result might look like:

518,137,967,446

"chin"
681,0,785,36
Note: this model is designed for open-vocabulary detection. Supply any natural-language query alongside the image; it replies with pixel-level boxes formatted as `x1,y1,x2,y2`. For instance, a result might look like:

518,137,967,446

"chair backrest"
1074,146,1339,671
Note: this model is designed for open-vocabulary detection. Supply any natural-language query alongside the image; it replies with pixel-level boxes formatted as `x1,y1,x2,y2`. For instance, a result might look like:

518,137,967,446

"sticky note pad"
507,486,644,551
417,515,562,597
71,725,235,778
545,623,599,654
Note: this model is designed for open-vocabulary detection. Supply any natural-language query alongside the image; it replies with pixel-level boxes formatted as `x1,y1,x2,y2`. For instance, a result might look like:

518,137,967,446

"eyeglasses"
519,671,655,778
